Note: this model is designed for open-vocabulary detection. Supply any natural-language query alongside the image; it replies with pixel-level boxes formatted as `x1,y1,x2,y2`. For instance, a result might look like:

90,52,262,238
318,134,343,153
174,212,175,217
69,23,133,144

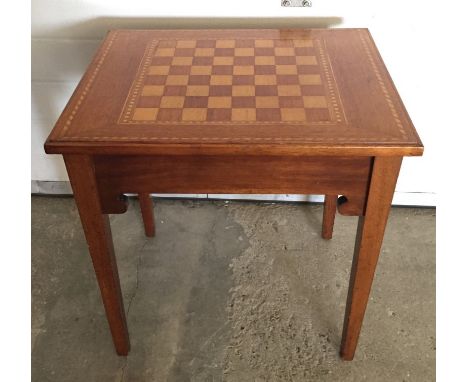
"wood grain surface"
322,194,337,239
63,155,130,355
93,155,372,196
44,29,423,156
340,156,402,360
138,193,155,237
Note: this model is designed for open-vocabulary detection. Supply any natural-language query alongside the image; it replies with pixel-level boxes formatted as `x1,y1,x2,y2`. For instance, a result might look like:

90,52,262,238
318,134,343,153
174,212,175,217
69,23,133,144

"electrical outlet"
281,0,312,7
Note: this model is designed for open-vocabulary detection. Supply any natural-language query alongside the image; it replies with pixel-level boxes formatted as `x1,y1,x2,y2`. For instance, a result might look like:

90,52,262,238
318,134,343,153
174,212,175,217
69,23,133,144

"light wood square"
195,48,215,56
293,40,314,47
165,75,189,85
148,66,170,75
256,96,279,108
186,85,210,96
160,96,185,108
172,57,193,66
190,66,212,75
208,96,232,108
255,75,277,86
277,85,302,96
182,108,207,121
213,56,234,65
299,74,322,85
255,40,274,48
275,47,295,56
177,40,197,48
276,65,298,75
235,48,255,56
232,108,256,121
303,96,328,108
255,56,275,65
233,66,254,75
133,108,158,121
296,56,318,65
155,48,175,57
281,108,306,121
210,75,233,85
232,85,255,97
216,40,236,48
141,85,165,96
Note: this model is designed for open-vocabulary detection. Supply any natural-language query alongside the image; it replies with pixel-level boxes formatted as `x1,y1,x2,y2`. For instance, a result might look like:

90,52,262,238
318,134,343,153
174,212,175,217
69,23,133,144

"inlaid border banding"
56,30,412,144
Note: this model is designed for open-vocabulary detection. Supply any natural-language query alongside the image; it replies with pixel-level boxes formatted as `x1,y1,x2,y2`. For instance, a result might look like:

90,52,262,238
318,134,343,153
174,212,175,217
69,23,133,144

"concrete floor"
32,196,435,381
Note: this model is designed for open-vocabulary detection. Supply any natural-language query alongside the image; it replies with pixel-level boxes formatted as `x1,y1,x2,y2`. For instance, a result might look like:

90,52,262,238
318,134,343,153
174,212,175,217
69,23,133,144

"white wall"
32,0,436,205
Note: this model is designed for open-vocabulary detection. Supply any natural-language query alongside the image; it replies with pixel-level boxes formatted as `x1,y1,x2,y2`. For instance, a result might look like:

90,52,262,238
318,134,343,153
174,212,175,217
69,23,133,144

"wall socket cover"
281,0,312,7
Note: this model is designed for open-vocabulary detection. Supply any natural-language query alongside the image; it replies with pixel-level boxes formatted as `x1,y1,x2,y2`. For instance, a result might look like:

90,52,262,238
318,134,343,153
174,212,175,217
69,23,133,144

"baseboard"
31,180,72,194
31,180,436,207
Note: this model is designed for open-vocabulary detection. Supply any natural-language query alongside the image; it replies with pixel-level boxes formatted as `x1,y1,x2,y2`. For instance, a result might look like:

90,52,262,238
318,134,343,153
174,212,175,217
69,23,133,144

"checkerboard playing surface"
121,38,344,124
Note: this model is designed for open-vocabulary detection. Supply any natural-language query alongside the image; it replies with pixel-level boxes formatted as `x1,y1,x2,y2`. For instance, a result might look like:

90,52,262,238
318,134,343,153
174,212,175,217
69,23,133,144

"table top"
45,29,423,156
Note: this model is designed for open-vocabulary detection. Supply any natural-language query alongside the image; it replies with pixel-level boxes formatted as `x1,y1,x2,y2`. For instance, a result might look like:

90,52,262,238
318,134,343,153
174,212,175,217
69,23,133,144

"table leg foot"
64,155,130,356
138,193,155,237
322,194,337,239
340,157,402,360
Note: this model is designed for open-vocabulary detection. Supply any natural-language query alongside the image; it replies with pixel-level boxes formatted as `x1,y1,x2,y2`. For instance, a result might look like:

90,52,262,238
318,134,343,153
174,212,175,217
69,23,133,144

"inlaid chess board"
120,38,344,124
45,29,423,156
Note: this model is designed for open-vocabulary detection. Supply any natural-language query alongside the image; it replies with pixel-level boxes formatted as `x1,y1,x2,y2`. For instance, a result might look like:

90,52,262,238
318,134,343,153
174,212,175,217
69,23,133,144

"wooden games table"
44,29,423,360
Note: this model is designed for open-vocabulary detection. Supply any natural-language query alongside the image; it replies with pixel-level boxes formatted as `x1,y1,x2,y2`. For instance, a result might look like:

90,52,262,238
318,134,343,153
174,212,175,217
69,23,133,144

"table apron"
93,155,372,212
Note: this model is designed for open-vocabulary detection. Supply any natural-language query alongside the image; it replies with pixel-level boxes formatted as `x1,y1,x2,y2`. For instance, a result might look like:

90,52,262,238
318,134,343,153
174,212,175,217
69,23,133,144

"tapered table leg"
138,193,155,237
64,155,130,356
340,156,402,360
322,194,337,239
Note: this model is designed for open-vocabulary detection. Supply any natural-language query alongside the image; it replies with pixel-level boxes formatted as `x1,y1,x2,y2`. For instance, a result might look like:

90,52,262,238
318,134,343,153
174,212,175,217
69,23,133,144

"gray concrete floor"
32,196,435,381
